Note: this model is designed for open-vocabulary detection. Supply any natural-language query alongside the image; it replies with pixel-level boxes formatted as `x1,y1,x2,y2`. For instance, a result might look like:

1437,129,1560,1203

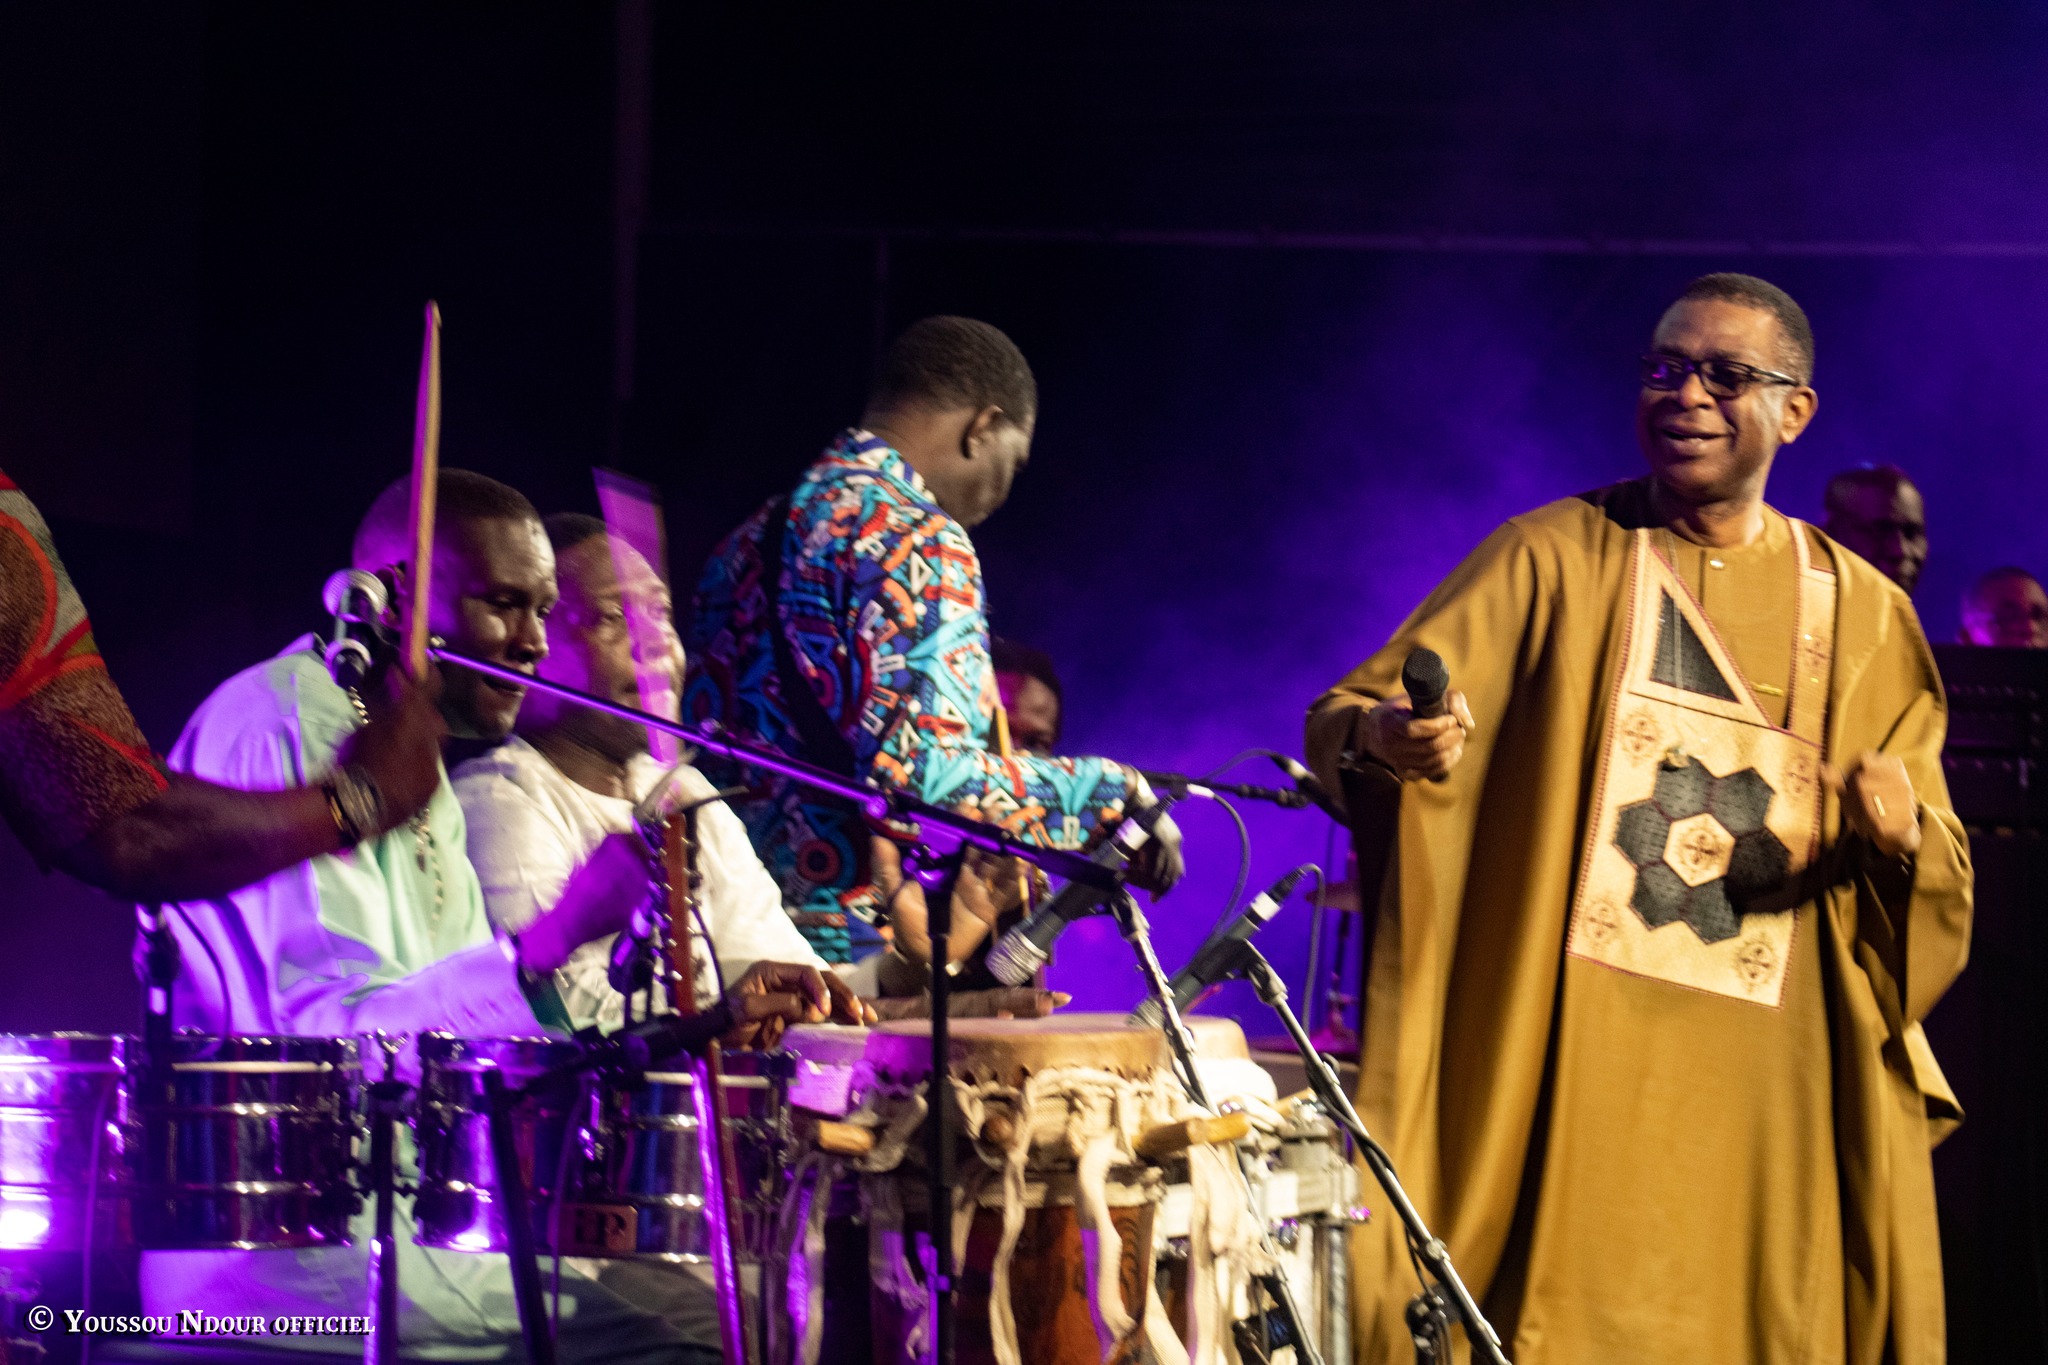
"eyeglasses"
1639,353,1802,398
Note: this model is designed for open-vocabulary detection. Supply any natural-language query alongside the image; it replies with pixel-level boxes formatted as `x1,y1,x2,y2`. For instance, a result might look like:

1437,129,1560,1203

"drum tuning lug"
1160,1235,1191,1263
369,1030,405,1081
1272,1218,1301,1249
1346,1203,1372,1224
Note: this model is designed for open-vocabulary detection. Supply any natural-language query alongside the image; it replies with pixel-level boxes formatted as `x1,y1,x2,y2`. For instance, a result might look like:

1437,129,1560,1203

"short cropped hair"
1824,464,1917,517
867,316,1037,428
542,511,610,555
351,469,539,572
990,636,1061,698
1675,273,1816,384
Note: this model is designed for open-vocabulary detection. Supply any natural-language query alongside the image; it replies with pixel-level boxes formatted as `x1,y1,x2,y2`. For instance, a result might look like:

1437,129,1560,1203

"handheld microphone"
322,569,391,690
984,795,1180,986
1404,647,1451,721
1267,754,1349,824
1402,647,1454,784
1130,865,1309,1026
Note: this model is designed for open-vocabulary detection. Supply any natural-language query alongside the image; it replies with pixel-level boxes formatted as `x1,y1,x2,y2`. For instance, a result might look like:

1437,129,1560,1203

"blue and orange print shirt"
683,429,1141,962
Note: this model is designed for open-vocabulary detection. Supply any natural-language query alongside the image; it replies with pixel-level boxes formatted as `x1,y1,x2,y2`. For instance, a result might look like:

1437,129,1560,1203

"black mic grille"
1403,648,1450,720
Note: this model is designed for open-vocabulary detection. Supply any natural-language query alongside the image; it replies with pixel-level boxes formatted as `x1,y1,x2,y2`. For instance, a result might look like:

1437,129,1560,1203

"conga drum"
854,1018,1181,1365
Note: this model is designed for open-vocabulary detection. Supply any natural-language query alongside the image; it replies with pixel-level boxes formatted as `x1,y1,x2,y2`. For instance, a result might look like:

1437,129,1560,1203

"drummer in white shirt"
452,513,872,1035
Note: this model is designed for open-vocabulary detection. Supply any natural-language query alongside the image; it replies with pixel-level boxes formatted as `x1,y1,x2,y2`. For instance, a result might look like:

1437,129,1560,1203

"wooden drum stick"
990,700,1035,911
402,301,443,680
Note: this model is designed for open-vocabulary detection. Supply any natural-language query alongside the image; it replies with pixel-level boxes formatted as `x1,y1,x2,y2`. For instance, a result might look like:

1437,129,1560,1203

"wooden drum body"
775,1018,1182,1365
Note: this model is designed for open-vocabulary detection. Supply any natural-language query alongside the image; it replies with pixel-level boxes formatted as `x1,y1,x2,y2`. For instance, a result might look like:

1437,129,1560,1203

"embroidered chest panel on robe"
1566,527,1834,1007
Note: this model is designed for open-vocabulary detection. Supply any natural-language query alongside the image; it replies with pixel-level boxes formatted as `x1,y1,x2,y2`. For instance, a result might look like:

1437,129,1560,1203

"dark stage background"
4,5,2048,1353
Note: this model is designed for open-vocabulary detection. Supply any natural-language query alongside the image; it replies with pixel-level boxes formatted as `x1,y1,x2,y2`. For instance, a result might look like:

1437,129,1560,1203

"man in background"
452,511,862,1353
685,316,1180,970
1822,463,1928,594
991,635,1063,754
1959,565,2048,647
456,512,863,1034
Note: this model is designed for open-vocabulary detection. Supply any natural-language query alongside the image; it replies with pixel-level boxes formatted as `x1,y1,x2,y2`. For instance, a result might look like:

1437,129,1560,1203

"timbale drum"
0,1034,123,1252
120,1033,360,1250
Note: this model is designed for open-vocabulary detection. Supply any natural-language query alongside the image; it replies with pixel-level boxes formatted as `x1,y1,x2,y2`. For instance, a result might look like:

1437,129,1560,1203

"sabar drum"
782,1017,1189,1365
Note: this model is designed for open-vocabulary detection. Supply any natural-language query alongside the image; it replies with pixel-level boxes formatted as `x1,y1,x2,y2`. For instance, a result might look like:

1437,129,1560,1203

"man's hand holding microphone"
1356,648,1475,783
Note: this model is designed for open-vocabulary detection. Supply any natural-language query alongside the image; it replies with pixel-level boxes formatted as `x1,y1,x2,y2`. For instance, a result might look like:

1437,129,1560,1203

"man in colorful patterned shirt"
0,469,444,900
685,316,1180,965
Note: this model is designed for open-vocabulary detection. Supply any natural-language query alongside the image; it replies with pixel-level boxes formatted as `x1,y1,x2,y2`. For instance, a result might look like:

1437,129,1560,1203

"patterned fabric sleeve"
791,460,1139,847
683,431,1146,957
0,472,167,863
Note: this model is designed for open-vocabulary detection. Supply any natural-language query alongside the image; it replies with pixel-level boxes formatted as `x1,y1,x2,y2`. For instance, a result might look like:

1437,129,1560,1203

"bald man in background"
1959,566,2048,648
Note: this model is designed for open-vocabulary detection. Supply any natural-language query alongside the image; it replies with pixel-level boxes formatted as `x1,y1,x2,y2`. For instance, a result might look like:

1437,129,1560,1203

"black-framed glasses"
1639,353,1802,398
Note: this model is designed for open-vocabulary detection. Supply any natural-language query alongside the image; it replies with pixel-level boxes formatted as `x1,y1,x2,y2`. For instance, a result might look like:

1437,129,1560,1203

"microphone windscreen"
322,568,388,619
1403,648,1451,719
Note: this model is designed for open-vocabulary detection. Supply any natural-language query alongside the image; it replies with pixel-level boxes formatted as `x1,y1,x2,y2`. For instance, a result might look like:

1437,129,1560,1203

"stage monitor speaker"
1928,644,2048,1363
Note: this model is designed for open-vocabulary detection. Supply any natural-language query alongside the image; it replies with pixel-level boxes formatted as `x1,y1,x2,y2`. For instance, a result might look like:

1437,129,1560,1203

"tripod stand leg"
483,1068,557,1365
365,1081,402,1365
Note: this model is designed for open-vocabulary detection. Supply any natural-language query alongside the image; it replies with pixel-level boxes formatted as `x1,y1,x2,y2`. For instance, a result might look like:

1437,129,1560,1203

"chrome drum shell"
0,1034,124,1252
411,1032,582,1253
120,1033,360,1250
602,1067,710,1261
412,1034,715,1260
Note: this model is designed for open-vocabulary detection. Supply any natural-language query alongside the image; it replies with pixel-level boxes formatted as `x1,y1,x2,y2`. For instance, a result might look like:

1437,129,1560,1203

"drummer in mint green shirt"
144,471,722,1365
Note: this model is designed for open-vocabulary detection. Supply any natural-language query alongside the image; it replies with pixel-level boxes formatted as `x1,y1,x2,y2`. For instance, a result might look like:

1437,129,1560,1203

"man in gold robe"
1306,273,1971,1364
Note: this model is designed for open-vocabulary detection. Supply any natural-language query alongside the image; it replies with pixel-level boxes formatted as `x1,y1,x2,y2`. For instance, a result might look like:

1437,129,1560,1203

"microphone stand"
429,649,1128,1365
1109,891,1324,1365
429,649,1110,891
1220,939,1508,1365
1138,770,1311,810
898,845,968,1365
363,1034,409,1365
133,906,182,1251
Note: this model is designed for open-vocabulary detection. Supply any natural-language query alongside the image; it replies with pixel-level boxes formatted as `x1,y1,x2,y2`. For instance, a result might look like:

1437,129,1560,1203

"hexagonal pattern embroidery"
1612,756,1790,944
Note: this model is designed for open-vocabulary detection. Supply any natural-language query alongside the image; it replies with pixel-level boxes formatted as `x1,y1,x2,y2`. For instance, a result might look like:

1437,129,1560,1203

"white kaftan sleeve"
162,656,538,1042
